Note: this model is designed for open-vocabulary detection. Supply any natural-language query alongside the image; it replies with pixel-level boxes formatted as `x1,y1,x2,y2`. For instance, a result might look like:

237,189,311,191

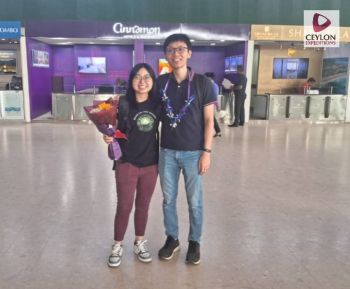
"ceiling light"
155,42,161,45
210,43,216,46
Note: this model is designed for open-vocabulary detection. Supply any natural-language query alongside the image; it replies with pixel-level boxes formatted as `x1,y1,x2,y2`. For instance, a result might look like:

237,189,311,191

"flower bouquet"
84,98,127,160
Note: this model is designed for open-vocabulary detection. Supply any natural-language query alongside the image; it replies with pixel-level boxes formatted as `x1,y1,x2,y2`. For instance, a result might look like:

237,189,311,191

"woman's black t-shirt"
117,98,160,167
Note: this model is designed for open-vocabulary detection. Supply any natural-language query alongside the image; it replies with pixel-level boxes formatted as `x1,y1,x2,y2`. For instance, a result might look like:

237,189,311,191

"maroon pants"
114,162,158,241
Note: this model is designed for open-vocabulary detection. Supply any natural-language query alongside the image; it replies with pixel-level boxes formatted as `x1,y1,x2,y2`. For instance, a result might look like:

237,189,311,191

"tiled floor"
1,120,350,289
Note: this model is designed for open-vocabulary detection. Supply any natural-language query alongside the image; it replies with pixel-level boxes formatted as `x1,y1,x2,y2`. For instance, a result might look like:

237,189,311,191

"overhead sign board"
0,21,21,39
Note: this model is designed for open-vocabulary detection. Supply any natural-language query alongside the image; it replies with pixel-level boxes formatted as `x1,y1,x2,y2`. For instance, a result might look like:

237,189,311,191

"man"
228,65,247,127
157,34,216,265
299,77,316,94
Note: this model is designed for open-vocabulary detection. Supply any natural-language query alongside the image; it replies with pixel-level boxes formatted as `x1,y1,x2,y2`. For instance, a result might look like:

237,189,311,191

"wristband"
203,148,212,153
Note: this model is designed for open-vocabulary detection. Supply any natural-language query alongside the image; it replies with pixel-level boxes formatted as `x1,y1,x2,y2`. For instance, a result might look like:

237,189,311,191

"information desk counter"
0,90,24,120
52,93,119,120
252,94,347,121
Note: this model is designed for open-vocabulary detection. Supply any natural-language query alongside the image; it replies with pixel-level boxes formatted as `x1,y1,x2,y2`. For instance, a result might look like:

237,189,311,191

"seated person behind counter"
299,77,317,94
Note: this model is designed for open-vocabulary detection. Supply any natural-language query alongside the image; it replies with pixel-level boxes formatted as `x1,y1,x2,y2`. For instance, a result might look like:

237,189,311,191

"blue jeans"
159,148,203,242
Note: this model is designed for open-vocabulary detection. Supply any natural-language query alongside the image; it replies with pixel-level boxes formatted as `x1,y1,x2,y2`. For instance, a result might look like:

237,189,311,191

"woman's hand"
103,135,114,144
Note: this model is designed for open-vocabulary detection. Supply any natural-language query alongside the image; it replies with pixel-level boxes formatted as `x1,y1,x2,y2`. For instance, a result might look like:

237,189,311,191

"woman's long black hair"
125,63,157,108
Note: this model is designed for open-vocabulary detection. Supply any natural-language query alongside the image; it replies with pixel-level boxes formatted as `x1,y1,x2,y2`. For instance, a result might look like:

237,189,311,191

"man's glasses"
133,74,152,82
165,46,189,55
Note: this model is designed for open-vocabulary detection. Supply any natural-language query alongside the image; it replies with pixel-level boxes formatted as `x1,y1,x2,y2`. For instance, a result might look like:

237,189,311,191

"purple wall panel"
52,46,75,92
73,45,133,91
134,40,144,64
26,38,53,119
144,46,163,75
190,46,226,83
52,45,133,91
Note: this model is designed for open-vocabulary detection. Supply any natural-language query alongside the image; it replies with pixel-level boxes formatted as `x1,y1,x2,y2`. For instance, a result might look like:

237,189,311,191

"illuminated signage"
0,21,21,39
112,22,161,38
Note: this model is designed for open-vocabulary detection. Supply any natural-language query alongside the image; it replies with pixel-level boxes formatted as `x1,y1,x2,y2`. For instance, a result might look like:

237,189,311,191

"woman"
104,63,160,267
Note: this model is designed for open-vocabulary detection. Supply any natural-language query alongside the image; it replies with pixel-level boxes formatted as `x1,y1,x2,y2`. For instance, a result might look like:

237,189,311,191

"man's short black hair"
163,33,192,53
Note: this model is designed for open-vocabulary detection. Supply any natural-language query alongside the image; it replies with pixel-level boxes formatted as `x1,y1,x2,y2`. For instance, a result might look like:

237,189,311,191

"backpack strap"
194,74,207,108
113,95,129,171
117,95,130,133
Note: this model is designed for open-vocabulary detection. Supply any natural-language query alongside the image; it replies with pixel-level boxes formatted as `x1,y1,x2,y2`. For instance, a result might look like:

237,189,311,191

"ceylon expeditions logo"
304,10,339,48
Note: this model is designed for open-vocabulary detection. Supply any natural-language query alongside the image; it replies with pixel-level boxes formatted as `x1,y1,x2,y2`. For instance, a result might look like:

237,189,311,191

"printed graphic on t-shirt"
134,111,156,132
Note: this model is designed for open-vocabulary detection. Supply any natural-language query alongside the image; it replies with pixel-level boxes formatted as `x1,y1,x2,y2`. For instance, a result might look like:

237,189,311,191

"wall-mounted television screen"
32,49,49,68
321,57,349,94
158,58,172,75
225,55,244,73
273,58,309,79
78,57,106,74
0,50,17,74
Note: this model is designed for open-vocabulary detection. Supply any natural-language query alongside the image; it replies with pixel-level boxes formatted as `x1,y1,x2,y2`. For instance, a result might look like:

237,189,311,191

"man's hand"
199,152,211,175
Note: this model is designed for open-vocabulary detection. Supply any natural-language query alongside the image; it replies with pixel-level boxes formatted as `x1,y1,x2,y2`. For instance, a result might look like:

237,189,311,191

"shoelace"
136,240,148,253
111,244,122,256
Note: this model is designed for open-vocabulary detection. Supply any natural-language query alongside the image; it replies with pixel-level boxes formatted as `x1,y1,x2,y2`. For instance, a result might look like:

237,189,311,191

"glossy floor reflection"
1,121,350,289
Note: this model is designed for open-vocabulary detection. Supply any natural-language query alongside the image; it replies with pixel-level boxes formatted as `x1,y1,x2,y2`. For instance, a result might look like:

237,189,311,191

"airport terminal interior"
1,120,350,289
1,1,350,289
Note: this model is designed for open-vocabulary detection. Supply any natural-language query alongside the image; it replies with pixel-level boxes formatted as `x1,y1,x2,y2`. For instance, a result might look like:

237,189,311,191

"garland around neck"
161,70,195,129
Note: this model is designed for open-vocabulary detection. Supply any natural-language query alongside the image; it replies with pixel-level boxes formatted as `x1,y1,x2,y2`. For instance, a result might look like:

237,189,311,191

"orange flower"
98,102,112,111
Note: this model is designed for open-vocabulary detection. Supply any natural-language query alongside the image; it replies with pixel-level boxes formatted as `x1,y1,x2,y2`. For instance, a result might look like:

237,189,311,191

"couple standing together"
103,33,216,267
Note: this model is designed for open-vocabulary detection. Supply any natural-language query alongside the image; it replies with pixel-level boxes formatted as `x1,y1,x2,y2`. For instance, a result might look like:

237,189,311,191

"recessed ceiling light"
220,39,226,42
210,42,216,46
155,42,161,45
190,39,195,42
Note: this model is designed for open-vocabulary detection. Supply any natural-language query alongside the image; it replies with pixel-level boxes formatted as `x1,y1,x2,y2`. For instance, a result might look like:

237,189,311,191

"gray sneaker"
108,243,123,267
133,240,152,263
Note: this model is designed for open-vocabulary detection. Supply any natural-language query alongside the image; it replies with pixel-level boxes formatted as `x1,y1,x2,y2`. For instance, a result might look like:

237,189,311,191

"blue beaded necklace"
161,70,195,129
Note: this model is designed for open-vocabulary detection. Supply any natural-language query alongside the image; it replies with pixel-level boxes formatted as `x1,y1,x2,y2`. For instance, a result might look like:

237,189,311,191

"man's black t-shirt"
117,98,160,167
157,71,216,151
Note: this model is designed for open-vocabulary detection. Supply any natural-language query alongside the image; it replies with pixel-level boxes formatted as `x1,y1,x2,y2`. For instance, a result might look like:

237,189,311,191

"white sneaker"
133,240,152,263
108,243,123,267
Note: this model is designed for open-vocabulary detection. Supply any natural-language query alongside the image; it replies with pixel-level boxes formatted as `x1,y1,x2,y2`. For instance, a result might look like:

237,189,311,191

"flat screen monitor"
32,49,49,68
273,58,309,79
321,57,348,78
0,50,17,74
78,57,106,74
321,57,349,94
224,55,244,73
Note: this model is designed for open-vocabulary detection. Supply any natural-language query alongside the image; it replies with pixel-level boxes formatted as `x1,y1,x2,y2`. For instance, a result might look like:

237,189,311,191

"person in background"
204,72,221,137
103,63,160,268
157,33,216,265
221,78,234,124
299,77,316,94
228,65,247,127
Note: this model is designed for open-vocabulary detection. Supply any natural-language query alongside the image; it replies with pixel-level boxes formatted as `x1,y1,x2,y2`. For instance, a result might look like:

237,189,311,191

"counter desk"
252,94,348,121
0,90,24,120
52,93,119,120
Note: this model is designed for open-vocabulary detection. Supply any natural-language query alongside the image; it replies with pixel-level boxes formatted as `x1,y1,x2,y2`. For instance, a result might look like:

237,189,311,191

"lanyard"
162,71,195,129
